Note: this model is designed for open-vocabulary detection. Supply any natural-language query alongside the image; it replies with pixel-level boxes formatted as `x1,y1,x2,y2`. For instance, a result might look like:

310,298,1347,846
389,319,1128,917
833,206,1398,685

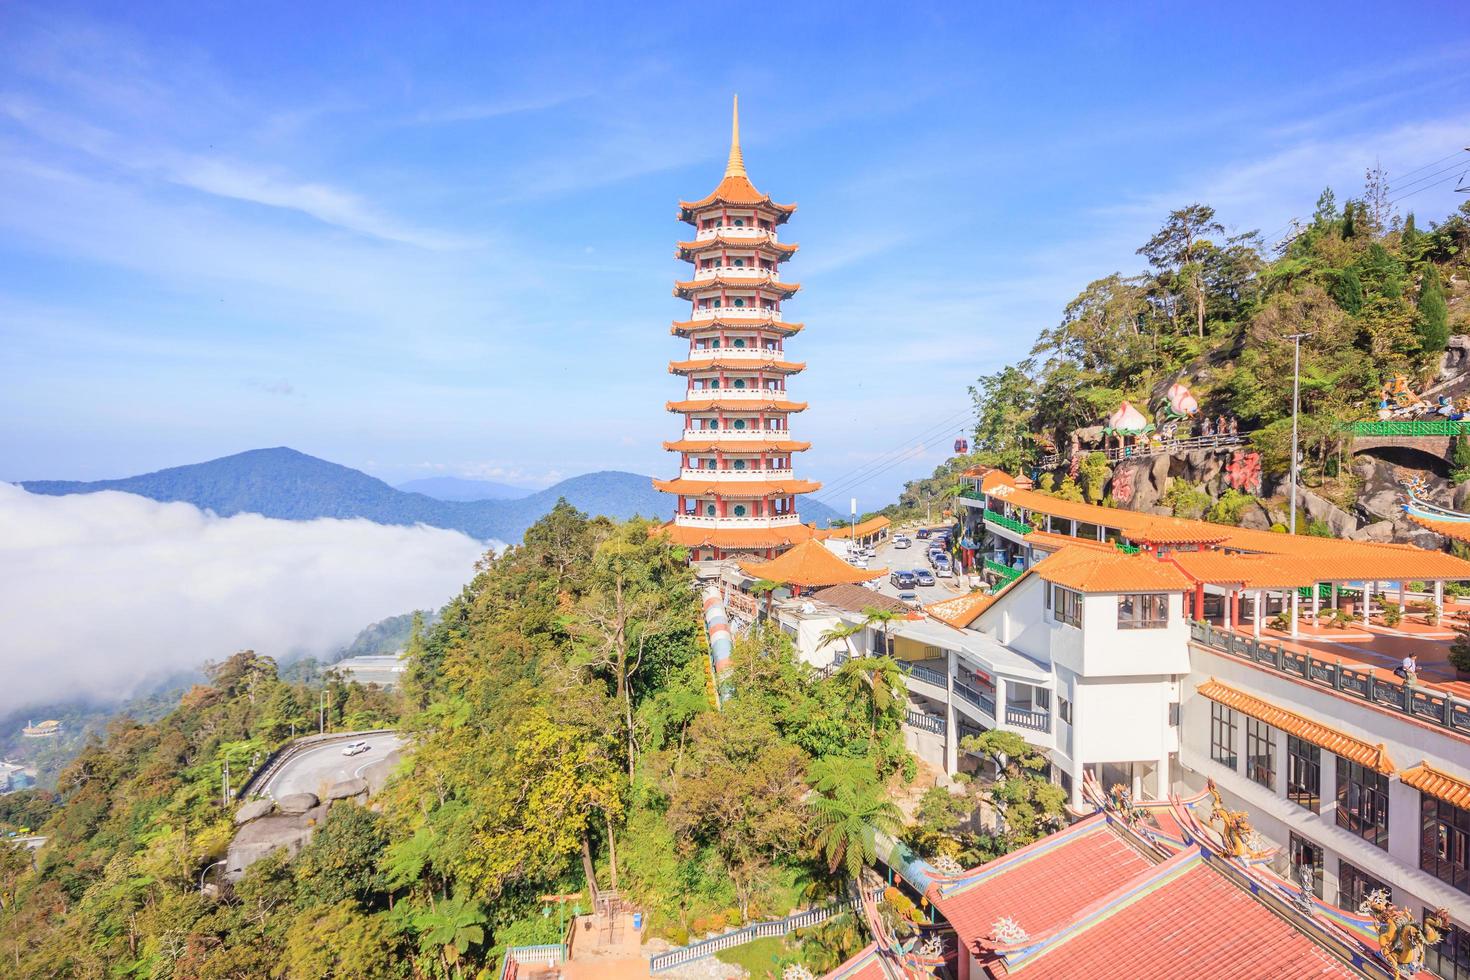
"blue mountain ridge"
20,447,842,543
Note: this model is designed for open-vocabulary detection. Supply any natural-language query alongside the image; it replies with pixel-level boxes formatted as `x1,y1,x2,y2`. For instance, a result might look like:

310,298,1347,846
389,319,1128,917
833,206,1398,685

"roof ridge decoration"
1197,678,1396,774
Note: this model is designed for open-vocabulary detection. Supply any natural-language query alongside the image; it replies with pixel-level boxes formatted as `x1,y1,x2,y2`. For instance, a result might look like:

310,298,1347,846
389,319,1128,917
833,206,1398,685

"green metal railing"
1347,420,1470,436
984,558,1023,585
1114,541,1141,555
983,509,1033,536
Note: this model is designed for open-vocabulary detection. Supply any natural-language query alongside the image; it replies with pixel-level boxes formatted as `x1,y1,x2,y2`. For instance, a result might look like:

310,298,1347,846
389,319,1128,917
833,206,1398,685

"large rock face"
234,799,275,825
1299,489,1357,538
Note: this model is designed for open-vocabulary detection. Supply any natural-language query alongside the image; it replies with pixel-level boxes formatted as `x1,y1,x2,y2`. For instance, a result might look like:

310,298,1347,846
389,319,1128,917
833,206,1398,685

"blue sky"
3,2,1470,509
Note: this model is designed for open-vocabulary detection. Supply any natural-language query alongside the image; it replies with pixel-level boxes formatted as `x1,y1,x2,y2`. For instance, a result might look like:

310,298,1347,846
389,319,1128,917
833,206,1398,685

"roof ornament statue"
1205,780,1269,860
1358,889,1450,980
989,916,1030,945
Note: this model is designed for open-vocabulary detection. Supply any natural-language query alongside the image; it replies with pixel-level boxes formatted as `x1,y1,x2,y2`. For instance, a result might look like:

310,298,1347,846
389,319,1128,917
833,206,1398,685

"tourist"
1201,417,1213,437
1394,655,1418,684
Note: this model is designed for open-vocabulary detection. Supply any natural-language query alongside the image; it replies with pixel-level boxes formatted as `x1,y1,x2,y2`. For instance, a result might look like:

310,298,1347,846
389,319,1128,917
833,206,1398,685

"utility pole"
222,752,230,808
318,688,327,734
1285,332,1312,534
850,497,858,555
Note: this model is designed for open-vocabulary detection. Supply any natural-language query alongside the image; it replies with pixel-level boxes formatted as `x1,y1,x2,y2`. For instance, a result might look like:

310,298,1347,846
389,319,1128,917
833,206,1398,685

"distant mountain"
21,447,843,542
395,476,532,501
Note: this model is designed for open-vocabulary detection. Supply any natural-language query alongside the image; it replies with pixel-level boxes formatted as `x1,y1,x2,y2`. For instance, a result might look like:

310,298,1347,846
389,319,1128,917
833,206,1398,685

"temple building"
654,97,821,562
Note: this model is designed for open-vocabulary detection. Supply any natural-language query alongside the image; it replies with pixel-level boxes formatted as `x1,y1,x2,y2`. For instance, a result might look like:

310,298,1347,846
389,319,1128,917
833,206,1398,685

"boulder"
326,777,368,802
1352,520,1396,543
234,798,275,825
1238,501,1274,531
276,792,318,815
1354,457,1405,525
1453,478,1470,513
1298,489,1358,538
225,815,317,879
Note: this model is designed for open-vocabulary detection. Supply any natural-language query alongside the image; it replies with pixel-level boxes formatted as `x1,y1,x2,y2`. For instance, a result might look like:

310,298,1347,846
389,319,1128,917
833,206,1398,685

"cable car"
953,438,969,454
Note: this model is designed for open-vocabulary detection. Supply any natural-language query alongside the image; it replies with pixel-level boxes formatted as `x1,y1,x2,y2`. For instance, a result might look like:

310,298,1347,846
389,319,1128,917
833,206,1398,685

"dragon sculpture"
1358,889,1450,979
1106,782,1146,828
1205,781,1268,859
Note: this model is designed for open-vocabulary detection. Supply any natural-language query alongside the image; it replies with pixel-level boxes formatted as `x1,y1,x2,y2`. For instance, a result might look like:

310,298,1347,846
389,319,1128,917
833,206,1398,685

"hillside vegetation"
893,184,1470,521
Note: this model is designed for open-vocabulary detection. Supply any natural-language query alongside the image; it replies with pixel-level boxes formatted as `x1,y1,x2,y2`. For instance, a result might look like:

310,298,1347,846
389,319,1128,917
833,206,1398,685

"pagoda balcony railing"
695,226,775,241
673,513,804,529
687,347,784,361
690,307,780,321
687,387,786,400
680,428,791,442
680,467,794,481
693,266,779,282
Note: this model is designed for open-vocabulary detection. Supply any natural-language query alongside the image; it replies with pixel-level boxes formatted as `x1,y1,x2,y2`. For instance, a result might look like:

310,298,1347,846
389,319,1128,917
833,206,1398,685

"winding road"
263,732,405,801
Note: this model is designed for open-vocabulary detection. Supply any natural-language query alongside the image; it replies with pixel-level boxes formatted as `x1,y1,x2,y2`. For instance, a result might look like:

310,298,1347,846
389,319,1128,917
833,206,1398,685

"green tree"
414,892,487,980
1137,203,1226,337
1417,264,1449,356
961,731,1067,848
284,900,405,979
293,803,391,908
809,768,902,880
1077,452,1111,504
969,365,1035,472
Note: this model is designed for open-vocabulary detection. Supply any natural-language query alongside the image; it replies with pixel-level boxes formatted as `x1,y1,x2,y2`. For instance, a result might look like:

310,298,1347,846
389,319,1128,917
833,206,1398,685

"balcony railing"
680,467,794,481
691,307,779,320
686,347,784,361
1346,419,1470,436
983,509,1033,536
897,660,947,689
954,680,997,718
674,513,803,529
905,709,946,735
687,387,786,400
1188,621,1470,735
694,226,775,241
1005,706,1051,732
694,266,779,281
680,428,790,441
984,558,1023,585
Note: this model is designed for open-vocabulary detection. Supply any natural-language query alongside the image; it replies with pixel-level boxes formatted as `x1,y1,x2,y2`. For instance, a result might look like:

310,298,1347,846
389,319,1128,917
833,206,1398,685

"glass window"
1337,861,1391,911
1058,697,1073,725
1287,735,1320,813
1051,585,1082,628
1246,718,1274,789
733,298,745,307
1422,793,1470,896
1117,593,1169,629
1289,833,1323,898
1210,702,1237,770
733,505,746,517
1337,758,1390,850
1425,913,1470,980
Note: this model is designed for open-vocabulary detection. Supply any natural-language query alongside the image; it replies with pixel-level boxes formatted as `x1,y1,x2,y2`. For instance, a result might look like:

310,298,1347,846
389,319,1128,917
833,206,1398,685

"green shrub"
1382,602,1402,627
1207,489,1256,526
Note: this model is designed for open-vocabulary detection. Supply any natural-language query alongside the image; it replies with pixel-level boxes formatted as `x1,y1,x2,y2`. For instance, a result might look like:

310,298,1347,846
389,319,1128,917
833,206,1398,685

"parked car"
893,538,912,549
916,528,931,539
851,557,869,569
934,563,954,579
914,569,935,586
341,740,370,757
890,570,917,589
897,590,920,607
928,549,946,567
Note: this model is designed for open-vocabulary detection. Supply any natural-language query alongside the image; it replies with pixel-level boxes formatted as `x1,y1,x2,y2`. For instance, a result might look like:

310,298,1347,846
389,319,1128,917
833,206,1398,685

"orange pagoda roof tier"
659,522,814,551
663,437,811,453
653,476,821,497
673,275,800,298
677,98,795,223
676,235,798,258
666,396,807,413
738,540,886,587
667,358,805,374
671,317,803,337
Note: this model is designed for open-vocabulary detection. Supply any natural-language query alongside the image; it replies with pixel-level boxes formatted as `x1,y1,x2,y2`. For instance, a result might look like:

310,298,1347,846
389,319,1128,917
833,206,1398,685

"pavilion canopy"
738,539,886,587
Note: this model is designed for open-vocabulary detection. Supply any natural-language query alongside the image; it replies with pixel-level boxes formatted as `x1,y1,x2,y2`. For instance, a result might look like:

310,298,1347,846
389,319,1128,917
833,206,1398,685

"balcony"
686,347,784,361
954,680,997,718
695,226,775,241
679,428,790,441
693,266,779,282
1004,706,1051,732
983,509,1034,536
691,306,779,321
686,387,786,400
680,467,795,481
673,513,803,529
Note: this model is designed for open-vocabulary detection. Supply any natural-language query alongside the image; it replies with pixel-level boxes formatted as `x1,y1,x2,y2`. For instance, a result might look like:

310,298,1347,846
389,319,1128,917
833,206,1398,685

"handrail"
906,709,946,734
983,509,1033,536
237,728,397,800
897,659,947,688
1037,432,1245,469
648,899,858,972
1188,621,1470,735
954,680,997,717
1347,419,1470,436
1004,706,1051,732
984,558,1023,584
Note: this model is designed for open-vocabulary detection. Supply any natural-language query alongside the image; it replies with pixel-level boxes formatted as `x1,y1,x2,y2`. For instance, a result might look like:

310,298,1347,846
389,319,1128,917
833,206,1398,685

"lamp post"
1285,332,1312,534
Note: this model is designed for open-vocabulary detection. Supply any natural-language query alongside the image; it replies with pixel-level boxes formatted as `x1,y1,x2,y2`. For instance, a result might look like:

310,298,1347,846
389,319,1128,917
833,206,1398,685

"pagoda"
654,97,820,562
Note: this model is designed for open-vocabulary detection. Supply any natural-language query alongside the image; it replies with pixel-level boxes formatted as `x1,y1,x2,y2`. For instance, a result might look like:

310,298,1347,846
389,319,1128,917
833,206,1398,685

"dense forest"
0,503,1064,978
888,180,1470,522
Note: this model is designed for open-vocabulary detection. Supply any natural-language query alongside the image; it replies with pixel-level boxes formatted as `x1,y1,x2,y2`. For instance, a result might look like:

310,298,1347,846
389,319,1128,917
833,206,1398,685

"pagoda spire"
725,94,746,178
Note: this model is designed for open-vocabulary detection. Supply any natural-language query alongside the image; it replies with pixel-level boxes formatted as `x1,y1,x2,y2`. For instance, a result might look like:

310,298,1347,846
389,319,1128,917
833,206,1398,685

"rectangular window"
1052,585,1082,628
1421,792,1470,896
1168,701,1181,727
1117,593,1169,629
1210,702,1237,770
1337,861,1391,911
1287,735,1321,813
1425,913,1470,980
1289,833,1324,898
1059,697,1073,725
1337,758,1390,850
1246,718,1275,789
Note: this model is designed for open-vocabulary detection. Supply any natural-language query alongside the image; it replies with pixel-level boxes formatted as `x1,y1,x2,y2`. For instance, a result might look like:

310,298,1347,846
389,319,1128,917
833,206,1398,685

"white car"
341,740,370,757
934,563,954,578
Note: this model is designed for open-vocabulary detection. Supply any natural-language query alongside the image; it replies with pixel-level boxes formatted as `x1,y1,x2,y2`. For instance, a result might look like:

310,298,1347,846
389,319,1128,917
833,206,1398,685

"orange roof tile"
1399,761,1470,808
1196,679,1395,774
678,100,796,221
1167,551,1319,589
811,516,891,541
738,539,885,587
1123,520,1230,545
671,318,803,336
673,275,800,297
657,522,815,550
652,476,821,496
1034,546,1194,593
675,234,798,256
666,396,808,413
662,438,811,453
1406,514,1470,543
667,358,805,374
1025,529,1118,554
925,591,996,629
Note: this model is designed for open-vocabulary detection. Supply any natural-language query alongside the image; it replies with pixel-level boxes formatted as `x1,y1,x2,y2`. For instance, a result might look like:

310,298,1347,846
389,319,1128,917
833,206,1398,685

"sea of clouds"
0,483,495,715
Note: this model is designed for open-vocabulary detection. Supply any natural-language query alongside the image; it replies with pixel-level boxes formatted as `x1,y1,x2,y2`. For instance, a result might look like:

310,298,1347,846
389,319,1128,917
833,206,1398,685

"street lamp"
1285,332,1313,534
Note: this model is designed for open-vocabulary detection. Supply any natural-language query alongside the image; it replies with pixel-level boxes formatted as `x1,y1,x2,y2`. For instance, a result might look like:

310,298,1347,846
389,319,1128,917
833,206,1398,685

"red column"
1194,583,1205,621
1230,590,1240,629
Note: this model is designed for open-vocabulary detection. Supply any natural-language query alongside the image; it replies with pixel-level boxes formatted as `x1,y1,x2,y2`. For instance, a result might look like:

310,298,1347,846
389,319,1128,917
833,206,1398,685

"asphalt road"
865,530,966,605
264,733,405,801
